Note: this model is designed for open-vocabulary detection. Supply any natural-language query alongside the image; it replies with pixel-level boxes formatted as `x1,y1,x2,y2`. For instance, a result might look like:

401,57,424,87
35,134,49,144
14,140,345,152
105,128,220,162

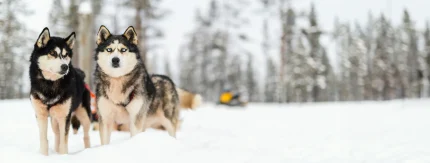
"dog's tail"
191,93,203,109
176,88,203,110
71,115,80,134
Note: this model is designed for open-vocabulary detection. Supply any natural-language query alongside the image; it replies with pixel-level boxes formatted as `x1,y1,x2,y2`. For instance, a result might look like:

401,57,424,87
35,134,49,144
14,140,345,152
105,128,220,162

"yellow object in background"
219,92,233,104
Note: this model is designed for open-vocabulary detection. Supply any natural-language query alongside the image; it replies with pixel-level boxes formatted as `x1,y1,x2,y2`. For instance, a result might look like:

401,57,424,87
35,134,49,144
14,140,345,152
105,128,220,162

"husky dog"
92,74,180,136
94,25,158,145
176,88,203,110
29,27,92,155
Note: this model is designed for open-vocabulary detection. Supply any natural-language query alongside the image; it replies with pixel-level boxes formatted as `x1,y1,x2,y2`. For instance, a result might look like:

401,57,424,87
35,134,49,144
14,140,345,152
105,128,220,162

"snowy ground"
1,99,430,163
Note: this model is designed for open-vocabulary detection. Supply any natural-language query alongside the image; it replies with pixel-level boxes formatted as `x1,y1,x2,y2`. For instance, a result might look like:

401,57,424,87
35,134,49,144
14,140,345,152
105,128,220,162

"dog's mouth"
40,69,67,80
59,69,69,75
112,63,120,68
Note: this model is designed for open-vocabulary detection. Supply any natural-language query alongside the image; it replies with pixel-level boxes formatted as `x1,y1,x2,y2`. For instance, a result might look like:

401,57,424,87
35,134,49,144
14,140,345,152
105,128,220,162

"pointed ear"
36,27,51,48
123,26,138,45
65,32,76,49
97,25,111,45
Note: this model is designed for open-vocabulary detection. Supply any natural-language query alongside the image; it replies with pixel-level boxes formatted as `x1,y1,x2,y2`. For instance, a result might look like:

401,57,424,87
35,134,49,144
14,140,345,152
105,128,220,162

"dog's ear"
123,26,138,45
36,27,51,48
65,32,76,49
97,25,111,45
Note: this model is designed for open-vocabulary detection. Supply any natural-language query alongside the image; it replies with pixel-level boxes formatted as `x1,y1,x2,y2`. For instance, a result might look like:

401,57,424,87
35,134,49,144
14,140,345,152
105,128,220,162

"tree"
48,0,68,36
246,54,257,102
397,9,420,98
265,58,278,102
371,14,398,100
124,0,169,68
422,22,430,97
301,3,331,102
0,0,31,99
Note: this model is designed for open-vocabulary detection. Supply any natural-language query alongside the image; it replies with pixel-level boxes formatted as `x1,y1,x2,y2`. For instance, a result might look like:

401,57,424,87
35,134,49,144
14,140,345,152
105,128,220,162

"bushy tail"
191,94,203,109
176,88,203,110
71,115,80,134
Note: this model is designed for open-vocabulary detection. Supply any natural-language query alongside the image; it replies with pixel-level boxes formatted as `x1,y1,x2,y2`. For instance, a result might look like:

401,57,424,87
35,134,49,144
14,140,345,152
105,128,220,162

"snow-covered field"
0,99,430,163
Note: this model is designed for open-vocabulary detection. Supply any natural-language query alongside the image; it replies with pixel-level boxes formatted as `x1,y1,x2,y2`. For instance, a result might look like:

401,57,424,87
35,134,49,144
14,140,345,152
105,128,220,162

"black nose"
112,57,120,68
61,64,68,71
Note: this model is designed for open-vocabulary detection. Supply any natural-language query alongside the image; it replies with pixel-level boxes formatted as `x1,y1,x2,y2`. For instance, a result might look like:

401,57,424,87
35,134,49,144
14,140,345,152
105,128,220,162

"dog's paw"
40,149,48,156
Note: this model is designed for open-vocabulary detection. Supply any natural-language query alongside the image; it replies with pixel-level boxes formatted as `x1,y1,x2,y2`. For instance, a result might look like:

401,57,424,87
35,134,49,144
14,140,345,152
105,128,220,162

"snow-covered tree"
301,3,331,102
422,22,430,97
397,9,420,98
371,14,398,100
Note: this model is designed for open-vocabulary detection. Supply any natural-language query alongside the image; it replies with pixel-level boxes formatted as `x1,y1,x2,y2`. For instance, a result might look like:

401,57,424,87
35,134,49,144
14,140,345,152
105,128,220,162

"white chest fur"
106,77,130,104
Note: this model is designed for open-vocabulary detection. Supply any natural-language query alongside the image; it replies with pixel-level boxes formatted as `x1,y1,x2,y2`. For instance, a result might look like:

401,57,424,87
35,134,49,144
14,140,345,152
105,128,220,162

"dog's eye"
120,48,127,52
50,51,57,56
106,48,112,52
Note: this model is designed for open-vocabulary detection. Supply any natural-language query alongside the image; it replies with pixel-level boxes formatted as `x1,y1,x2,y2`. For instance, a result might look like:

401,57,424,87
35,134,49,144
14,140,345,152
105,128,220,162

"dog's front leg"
30,96,49,156
98,97,114,145
126,97,146,137
50,118,60,153
99,116,114,145
56,116,70,154
49,98,72,154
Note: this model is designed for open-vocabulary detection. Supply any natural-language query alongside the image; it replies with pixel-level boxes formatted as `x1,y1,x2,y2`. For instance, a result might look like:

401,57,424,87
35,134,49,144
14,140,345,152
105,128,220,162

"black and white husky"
29,27,92,155
94,25,179,145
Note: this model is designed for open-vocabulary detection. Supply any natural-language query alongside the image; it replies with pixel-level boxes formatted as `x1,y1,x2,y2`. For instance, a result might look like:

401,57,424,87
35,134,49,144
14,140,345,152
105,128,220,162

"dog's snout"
112,57,120,64
112,57,120,68
59,64,69,75
61,64,68,71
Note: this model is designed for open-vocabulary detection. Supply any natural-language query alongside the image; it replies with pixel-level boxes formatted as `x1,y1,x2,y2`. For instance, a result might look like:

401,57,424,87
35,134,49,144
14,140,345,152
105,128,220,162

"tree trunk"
78,12,94,88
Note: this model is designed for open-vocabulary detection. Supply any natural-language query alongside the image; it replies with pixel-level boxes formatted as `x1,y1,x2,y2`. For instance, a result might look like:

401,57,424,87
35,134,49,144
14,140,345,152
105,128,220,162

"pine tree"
397,9,420,98
355,11,375,100
179,30,202,94
422,22,430,97
179,2,224,101
288,35,313,102
302,3,331,102
246,54,257,102
372,14,398,100
333,21,352,101
350,23,368,101
265,58,278,102
124,0,169,67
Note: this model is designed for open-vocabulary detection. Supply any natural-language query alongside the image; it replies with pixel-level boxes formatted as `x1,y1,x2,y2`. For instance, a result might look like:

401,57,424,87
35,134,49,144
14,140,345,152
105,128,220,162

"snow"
1,99,430,162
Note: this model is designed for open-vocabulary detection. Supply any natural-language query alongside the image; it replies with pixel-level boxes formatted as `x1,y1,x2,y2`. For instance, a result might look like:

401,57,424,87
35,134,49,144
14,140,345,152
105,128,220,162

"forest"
1,0,429,103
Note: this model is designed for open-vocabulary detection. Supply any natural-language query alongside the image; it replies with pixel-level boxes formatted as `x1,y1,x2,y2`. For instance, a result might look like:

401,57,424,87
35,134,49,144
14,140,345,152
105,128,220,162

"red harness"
118,90,135,107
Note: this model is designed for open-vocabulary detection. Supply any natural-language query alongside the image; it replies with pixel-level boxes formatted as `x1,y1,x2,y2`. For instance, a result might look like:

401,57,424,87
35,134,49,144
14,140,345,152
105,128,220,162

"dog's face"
32,27,75,81
95,25,140,78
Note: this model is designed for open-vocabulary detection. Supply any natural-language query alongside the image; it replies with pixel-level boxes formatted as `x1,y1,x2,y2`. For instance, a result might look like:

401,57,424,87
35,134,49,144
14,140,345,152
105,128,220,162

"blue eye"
106,48,112,52
121,48,127,52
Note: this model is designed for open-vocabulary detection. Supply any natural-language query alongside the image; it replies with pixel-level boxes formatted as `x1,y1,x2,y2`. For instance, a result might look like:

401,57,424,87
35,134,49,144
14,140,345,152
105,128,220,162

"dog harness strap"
129,90,135,102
